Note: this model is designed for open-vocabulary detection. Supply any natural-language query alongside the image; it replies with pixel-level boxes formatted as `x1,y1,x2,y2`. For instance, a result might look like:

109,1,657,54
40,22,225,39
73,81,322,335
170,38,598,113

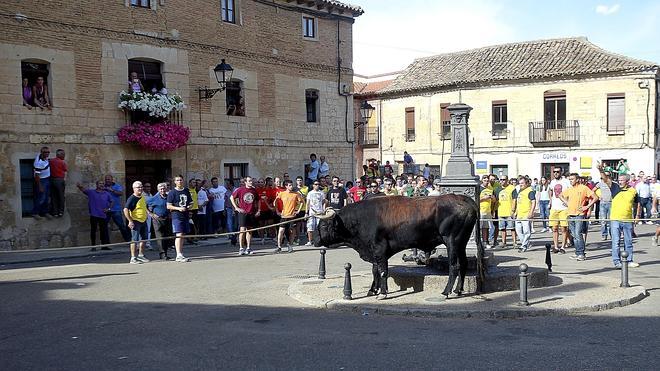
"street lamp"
198,58,234,100
354,100,375,128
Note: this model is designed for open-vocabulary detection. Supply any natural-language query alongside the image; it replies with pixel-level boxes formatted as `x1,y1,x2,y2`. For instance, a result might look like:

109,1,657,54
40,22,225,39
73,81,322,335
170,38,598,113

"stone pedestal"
438,103,483,259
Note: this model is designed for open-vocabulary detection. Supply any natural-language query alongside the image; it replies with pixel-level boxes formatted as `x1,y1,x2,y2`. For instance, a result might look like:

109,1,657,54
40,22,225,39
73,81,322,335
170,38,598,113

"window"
490,165,508,178
544,90,566,129
130,0,150,8
305,89,319,123
405,107,415,142
21,60,51,109
221,0,235,23
19,159,35,217
128,59,162,93
607,94,625,134
225,80,245,116
492,100,507,138
440,103,451,140
302,16,316,38
224,163,248,187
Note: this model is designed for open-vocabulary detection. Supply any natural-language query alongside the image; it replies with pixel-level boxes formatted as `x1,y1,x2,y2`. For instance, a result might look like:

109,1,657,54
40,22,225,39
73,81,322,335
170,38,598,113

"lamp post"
352,100,375,181
198,59,233,100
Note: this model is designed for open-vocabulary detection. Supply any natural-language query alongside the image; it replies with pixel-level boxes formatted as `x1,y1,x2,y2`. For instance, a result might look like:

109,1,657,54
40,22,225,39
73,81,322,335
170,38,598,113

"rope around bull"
2,214,658,254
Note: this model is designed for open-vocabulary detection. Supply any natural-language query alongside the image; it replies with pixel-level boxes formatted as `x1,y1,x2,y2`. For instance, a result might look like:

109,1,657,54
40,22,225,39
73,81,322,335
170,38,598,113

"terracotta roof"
285,0,363,16
354,80,394,95
381,37,658,95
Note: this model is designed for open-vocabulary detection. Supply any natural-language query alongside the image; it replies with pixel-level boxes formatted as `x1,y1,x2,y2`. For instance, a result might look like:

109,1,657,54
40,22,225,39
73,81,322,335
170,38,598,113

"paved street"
1,225,660,370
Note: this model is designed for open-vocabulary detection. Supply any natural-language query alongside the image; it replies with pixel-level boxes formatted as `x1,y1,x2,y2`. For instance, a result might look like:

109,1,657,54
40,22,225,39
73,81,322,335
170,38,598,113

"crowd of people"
31,145,659,268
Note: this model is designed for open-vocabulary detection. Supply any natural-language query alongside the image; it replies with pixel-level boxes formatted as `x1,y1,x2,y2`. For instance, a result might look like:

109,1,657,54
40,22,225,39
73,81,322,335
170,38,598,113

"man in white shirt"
208,177,228,233
32,146,51,219
196,182,209,236
636,176,653,224
549,167,571,253
305,181,326,246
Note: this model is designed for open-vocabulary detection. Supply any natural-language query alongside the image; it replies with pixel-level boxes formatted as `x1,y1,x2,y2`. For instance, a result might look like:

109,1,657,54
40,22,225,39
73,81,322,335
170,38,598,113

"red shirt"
231,186,259,214
49,157,67,178
274,186,286,212
348,186,367,202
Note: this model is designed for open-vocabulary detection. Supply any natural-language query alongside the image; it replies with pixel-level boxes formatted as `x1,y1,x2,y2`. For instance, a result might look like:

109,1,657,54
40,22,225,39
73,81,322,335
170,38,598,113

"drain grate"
286,274,316,279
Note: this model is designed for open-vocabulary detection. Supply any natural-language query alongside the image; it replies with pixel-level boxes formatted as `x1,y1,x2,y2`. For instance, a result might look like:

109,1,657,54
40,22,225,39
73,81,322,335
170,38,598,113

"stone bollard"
620,251,630,288
318,249,326,280
544,243,553,272
343,263,352,300
518,263,529,306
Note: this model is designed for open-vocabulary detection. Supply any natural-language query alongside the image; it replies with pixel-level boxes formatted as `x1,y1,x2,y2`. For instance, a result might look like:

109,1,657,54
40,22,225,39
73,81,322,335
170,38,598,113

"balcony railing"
405,131,416,142
125,110,183,125
358,126,379,146
529,120,579,147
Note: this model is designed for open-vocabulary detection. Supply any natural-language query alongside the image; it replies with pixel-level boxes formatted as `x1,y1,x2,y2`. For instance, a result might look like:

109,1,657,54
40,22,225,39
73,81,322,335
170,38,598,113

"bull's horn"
316,208,336,220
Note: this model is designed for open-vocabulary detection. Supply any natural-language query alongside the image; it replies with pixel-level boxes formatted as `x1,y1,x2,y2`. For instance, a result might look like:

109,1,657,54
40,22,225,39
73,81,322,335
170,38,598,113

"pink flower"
118,121,191,152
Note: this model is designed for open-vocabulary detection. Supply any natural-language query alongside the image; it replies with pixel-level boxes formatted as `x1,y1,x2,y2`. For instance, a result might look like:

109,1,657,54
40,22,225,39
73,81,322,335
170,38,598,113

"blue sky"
350,0,660,76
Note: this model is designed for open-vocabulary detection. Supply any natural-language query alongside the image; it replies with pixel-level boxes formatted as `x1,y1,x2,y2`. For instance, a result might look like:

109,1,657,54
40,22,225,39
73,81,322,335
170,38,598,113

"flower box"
117,121,191,152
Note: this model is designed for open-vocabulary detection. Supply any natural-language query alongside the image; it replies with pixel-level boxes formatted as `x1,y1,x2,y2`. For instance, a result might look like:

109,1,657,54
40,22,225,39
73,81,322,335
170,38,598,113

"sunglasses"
553,171,561,173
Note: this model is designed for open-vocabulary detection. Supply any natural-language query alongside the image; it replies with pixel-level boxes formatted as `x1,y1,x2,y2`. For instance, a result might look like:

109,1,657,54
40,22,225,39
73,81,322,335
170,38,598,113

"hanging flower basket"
118,90,186,118
117,121,191,152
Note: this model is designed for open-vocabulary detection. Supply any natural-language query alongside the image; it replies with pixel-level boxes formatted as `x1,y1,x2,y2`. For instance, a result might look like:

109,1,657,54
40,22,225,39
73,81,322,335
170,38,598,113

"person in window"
22,78,34,109
128,72,144,93
33,76,51,110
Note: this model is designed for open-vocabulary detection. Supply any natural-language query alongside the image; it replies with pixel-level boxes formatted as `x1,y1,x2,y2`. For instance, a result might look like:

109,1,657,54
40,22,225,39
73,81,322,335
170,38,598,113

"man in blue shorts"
167,175,193,262
124,181,150,264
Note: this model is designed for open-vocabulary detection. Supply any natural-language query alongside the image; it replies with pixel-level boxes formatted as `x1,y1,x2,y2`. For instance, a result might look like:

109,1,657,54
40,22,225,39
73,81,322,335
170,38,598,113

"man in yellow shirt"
123,181,150,264
610,174,640,268
512,177,537,252
274,180,304,253
479,176,495,249
560,173,598,261
495,177,517,247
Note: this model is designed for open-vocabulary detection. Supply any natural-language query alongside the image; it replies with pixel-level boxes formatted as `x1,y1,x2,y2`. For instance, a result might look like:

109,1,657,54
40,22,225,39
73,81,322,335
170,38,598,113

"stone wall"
0,1,358,249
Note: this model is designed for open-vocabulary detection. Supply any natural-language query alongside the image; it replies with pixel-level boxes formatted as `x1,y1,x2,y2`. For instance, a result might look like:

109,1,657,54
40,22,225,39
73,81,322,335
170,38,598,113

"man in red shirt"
49,149,68,217
348,179,367,203
230,176,261,256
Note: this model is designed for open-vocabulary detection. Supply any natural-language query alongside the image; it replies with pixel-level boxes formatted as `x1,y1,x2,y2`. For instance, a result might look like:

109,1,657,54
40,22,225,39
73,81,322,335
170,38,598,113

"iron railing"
529,120,579,147
357,126,379,146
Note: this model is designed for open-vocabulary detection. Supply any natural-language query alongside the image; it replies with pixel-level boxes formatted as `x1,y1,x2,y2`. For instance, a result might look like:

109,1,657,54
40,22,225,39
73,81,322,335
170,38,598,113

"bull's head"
312,208,339,247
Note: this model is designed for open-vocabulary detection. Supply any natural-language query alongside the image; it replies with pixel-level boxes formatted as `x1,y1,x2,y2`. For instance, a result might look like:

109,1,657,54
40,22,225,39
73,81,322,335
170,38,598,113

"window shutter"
405,107,415,130
608,97,625,132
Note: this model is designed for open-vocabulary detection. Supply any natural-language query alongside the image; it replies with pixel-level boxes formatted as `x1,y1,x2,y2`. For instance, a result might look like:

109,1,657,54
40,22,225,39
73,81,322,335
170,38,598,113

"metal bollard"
343,263,353,300
620,250,630,288
518,263,529,306
318,249,326,280
544,243,553,272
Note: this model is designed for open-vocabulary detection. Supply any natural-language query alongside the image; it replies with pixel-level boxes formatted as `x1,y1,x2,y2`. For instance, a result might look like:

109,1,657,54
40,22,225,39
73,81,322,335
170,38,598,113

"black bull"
312,194,483,298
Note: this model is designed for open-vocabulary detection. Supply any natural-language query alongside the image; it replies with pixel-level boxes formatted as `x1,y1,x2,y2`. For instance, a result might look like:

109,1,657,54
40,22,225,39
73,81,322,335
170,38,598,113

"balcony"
529,120,579,147
357,126,379,147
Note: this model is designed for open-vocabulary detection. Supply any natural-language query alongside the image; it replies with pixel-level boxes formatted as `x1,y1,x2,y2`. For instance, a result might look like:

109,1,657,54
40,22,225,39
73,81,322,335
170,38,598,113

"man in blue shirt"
148,182,173,260
104,174,131,242
307,153,320,187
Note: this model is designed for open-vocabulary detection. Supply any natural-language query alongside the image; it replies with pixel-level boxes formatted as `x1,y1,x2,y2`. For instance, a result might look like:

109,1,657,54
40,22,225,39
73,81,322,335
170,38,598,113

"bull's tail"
473,204,486,289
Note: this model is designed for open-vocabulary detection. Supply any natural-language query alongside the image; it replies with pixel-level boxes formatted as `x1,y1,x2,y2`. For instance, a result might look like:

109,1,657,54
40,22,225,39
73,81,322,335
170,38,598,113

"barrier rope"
0,213,316,254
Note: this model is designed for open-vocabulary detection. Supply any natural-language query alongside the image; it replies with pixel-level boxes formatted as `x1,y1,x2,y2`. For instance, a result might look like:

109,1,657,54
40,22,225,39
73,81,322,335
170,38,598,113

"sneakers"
238,248,245,256
304,241,313,246
136,255,150,263
287,246,294,253
628,262,640,268
485,244,494,250
637,221,643,225
274,247,282,253
559,247,566,254
602,235,608,241
175,255,191,262
614,263,622,269
129,257,142,264
244,248,253,255
653,236,658,245
569,254,586,261
646,221,654,225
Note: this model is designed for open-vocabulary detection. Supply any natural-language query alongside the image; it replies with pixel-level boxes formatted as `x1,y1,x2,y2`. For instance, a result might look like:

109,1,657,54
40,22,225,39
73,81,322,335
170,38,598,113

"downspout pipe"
336,17,354,181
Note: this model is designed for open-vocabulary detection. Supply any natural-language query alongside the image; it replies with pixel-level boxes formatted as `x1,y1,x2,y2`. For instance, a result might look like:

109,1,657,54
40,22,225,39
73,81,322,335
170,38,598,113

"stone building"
0,0,363,249
356,37,660,180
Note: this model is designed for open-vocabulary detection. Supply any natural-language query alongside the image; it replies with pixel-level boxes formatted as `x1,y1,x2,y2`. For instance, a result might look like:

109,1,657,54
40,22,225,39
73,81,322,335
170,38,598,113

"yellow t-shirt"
497,185,515,217
560,184,594,216
275,191,303,218
611,186,637,221
479,186,493,214
298,186,309,210
514,187,536,218
189,187,199,210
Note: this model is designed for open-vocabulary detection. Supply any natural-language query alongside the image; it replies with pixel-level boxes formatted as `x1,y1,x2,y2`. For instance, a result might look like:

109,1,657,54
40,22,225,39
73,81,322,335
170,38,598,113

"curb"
287,276,649,319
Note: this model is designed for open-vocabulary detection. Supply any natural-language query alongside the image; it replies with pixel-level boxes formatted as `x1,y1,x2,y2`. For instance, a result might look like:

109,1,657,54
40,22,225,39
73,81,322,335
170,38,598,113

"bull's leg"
454,242,468,295
367,263,379,296
442,241,458,297
376,258,389,300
